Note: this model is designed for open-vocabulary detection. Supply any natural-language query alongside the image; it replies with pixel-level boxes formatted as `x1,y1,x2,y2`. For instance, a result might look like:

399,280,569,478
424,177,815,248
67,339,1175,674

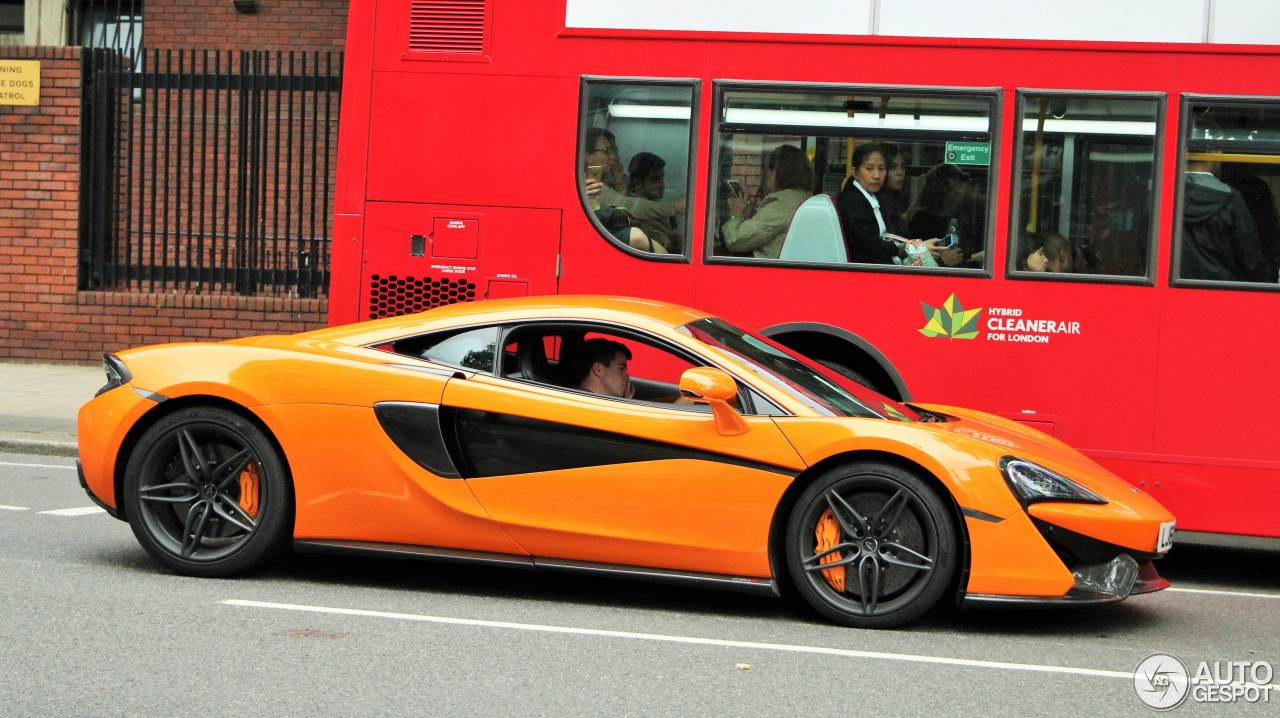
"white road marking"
38,507,106,517
0,505,30,511
224,599,1133,680
0,461,77,470
1168,587,1280,601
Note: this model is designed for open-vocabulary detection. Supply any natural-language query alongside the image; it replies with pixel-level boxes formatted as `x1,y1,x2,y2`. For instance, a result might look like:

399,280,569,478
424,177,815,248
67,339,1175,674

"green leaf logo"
881,403,912,422
920,294,982,339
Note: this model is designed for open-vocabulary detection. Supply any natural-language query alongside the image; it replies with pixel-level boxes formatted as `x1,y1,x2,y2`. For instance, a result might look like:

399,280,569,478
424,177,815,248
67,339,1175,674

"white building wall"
565,0,1280,46
565,0,872,36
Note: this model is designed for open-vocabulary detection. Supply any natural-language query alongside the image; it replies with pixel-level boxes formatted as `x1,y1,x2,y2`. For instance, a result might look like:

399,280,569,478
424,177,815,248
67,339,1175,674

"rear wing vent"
406,0,491,61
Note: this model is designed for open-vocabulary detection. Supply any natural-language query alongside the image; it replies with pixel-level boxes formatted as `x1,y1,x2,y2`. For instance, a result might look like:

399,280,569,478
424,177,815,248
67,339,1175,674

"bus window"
711,86,997,270
1175,99,1280,286
1011,92,1162,278
578,80,696,257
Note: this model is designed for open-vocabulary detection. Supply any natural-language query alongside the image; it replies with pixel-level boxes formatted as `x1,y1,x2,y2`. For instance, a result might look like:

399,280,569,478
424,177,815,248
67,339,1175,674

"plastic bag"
902,239,938,267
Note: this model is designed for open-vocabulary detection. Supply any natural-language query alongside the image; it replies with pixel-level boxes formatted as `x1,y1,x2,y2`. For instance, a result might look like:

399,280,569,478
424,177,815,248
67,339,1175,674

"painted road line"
0,461,77,470
38,507,106,517
224,599,1132,680
1168,587,1280,601
0,505,30,511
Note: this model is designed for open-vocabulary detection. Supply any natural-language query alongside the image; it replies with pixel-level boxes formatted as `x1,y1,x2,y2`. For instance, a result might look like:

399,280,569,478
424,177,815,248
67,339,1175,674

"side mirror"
679,367,748,436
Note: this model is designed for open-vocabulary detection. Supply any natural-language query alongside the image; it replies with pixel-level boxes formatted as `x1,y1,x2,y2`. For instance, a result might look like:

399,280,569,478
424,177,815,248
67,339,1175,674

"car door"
439,328,805,579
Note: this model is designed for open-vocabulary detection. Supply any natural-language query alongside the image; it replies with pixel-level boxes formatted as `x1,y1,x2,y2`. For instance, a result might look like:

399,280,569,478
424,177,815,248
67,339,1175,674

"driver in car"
574,338,635,398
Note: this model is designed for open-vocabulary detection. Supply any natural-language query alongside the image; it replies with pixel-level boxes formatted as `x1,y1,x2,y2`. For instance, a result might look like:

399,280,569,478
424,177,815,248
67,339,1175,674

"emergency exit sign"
0,60,40,106
945,141,990,166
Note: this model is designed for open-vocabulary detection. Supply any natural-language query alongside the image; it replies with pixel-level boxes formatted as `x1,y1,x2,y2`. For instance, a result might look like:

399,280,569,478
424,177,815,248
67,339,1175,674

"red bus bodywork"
333,2,1279,539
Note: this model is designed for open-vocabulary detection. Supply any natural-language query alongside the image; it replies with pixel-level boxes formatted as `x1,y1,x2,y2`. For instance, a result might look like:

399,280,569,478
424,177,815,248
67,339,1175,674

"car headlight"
999,456,1107,506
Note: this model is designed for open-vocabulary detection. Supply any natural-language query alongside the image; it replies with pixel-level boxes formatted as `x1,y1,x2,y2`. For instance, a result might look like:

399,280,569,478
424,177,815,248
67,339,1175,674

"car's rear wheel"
785,462,957,628
123,407,292,577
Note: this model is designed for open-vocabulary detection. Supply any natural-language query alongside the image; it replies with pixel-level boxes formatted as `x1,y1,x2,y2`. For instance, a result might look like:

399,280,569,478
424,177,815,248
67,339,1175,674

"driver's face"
599,352,631,397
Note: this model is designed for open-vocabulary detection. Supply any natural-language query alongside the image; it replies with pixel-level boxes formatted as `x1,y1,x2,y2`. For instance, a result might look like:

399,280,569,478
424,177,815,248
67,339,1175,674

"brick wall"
1,44,329,364
146,0,348,51
0,47,84,361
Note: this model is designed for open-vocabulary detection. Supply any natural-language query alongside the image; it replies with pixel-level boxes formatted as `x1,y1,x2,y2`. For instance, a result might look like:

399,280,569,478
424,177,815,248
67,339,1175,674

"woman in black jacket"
837,142,901,264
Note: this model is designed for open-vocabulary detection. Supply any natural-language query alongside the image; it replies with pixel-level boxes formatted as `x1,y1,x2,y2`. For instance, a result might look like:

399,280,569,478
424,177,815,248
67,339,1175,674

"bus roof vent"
407,0,490,60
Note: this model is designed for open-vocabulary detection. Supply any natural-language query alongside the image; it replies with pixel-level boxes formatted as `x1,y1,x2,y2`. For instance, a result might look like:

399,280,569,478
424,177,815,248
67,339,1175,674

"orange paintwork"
1029,499,1175,554
445,373,800,576
76,383,160,509
251,403,527,555
965,511,1076,597
76,295,1176,603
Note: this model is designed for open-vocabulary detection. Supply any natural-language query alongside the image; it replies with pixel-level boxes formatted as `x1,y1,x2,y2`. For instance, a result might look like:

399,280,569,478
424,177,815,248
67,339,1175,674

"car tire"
123,406,293,577
785,461,957,628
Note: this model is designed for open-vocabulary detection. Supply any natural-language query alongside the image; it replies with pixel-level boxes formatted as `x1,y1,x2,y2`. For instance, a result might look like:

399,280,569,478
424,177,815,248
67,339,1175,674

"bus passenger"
1181,157,1267,282
722,144,814,259
587,128,687,230
584,139,661,254
876,142,908,234
838,143,945,264
904,163,971,267
1026,231,1077,273
627,152,683,253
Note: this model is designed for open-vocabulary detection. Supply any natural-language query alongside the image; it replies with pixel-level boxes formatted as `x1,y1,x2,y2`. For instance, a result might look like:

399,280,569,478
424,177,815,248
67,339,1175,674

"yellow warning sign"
0,60,40,106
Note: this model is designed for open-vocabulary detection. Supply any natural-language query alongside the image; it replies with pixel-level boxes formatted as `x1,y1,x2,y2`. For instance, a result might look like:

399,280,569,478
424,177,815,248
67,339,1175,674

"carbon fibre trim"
534,556,778,596
960,506,1004,523
132,387,168,403
963,592,1127,607
374,402,463,478
450,407,798,479
292,539,778,596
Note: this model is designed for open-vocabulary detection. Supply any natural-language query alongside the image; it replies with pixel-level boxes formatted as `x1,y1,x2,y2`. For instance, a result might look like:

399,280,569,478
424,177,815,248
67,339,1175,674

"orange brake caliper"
238,463,261,519
815,508,845,592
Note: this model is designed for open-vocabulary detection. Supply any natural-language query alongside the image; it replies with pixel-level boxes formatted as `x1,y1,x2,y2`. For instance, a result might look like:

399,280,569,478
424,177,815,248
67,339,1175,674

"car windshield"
681,317,921,421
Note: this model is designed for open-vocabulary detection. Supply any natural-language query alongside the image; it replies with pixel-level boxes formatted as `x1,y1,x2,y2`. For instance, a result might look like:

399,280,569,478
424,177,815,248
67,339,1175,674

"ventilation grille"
408,0,487,55
367,274,477,319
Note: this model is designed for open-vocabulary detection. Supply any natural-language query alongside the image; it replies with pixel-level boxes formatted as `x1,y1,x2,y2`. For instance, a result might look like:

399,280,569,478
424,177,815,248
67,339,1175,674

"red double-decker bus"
331,1,1280,539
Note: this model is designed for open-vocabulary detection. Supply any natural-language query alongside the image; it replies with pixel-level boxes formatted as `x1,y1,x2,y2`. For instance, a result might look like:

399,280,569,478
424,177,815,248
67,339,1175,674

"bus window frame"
1170,93,1280,292
577,76,701,264
705,79,1001,279
1007,88,1166,286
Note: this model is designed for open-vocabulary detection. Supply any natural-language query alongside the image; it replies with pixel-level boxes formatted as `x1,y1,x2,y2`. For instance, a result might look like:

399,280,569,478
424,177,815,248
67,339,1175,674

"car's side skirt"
294,539,780,597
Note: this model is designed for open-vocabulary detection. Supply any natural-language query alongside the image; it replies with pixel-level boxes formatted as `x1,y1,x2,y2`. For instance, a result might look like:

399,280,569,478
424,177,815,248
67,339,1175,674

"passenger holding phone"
721,144,814,259
584,132,663,253
838,143,916,264
586,128,686,231
904,163,974,267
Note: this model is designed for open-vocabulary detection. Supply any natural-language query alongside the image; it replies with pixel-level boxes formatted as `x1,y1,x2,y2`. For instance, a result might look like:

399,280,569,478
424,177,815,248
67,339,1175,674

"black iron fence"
79,44,342,297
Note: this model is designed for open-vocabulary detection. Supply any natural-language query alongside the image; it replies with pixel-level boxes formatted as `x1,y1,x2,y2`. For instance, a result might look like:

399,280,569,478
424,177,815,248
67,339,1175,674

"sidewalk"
0,361,104,457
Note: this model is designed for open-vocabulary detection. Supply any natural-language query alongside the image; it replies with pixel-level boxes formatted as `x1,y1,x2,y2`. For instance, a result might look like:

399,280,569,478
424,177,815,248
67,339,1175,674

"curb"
0,437,78,458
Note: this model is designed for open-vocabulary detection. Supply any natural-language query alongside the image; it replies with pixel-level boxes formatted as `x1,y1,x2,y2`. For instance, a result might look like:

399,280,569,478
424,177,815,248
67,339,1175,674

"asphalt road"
2,454,1276,717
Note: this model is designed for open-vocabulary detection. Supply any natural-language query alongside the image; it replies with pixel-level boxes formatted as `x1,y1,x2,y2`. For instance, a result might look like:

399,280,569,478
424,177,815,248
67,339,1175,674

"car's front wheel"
785,462,957,628
123,406,293,577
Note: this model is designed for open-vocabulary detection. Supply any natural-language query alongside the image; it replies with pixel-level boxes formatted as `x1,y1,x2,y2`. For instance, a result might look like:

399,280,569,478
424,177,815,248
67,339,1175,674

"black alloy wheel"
123,406,293,577
786,462,957,628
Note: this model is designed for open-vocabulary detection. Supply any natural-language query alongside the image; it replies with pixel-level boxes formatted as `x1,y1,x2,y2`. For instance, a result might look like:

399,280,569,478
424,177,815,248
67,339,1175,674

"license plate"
1157,520,1176,553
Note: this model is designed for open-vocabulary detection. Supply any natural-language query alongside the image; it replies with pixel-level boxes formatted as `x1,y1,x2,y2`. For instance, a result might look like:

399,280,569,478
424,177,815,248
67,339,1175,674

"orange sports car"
77,296,1176,628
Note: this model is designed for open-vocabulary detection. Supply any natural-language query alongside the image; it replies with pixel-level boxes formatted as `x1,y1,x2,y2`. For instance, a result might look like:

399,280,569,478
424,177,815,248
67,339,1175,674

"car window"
498,322,787,415
388,326,498,373
682,317,917,420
